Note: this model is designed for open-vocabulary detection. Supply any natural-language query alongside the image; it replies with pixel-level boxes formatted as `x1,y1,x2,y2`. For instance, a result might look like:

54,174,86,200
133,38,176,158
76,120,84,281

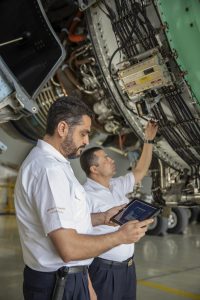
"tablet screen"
112,199,160,225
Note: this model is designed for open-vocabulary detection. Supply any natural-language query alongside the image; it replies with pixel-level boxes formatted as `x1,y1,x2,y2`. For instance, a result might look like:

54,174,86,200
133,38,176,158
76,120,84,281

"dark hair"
80,146,103,176
46,95,93,135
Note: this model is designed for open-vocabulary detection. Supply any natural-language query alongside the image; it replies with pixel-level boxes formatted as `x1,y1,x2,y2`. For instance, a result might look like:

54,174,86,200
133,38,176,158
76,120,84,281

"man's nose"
84,135,89,145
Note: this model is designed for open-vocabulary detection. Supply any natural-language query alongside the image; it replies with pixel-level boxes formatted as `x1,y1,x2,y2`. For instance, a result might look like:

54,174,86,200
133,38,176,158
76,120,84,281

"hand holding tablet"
111,198,161,226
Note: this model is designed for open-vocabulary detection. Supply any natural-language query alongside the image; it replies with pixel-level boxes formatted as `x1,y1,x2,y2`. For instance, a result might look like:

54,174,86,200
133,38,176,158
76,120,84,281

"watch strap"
144,139,155,144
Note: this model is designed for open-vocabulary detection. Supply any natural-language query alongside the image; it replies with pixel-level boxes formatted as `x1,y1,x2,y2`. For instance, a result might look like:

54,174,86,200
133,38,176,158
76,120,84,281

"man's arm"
49,218,153,262
91,204,126,226
133,121,158,184
90,212,106,226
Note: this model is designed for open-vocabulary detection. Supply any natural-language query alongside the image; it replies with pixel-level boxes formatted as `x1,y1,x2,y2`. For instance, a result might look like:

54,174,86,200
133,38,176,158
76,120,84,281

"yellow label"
138,75,152,83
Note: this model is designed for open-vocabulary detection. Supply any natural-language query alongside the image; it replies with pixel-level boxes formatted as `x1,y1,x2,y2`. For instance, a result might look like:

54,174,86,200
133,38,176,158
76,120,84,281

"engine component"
104,120,122,134
0,0,200,209
0,0,65,114
12,80,65,141
78,0,97,11
0,140,7,154
86,0,200,171
118,50,172,97
0,70,13,102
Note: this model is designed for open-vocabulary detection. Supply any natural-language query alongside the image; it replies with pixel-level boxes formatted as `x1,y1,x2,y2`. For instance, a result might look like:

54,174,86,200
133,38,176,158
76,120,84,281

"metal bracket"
0,140,7,154
78,0,98,11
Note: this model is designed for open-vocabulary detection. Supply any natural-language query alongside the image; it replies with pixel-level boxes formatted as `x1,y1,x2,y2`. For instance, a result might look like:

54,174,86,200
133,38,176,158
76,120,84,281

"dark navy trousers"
23,266,90,300
89,258,137,300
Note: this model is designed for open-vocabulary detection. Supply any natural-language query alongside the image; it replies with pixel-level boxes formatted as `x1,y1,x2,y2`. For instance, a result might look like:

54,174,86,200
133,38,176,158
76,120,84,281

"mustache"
78,145,86,151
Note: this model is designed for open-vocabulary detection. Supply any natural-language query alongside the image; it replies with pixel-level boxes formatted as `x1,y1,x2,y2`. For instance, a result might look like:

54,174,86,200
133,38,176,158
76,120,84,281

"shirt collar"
86,177,111,191
37,139,70,164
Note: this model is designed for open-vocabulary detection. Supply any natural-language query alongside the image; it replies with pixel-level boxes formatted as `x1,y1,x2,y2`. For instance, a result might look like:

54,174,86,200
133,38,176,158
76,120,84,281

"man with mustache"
80,120,158,300
14,95,153,300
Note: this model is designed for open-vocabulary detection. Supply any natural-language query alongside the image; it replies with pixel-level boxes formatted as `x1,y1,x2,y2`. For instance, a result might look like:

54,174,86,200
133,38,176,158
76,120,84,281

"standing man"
80,121,158,300
14,95,153,300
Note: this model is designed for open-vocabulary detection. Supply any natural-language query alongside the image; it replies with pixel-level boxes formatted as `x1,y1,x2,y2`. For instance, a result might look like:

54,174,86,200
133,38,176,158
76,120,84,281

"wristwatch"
144,139,155,144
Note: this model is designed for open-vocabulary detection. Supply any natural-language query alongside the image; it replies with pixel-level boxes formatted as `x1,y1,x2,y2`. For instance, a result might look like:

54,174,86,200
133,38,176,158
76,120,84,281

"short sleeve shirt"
84,173,135,262
14,140,93,272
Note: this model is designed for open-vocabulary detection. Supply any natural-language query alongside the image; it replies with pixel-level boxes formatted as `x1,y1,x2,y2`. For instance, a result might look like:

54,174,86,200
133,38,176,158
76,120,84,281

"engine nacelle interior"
0,0,200,208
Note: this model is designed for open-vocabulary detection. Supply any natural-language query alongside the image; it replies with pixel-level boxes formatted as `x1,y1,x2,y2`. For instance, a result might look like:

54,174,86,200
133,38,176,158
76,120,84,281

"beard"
61,128,86,159
68,146,85,159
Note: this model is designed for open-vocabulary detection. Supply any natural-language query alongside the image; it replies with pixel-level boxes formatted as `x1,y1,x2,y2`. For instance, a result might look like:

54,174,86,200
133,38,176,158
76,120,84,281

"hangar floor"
0,215,200,300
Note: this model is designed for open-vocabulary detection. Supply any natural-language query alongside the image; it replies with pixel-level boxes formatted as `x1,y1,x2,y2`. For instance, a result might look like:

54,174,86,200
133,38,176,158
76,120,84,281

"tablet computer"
111,198,161,225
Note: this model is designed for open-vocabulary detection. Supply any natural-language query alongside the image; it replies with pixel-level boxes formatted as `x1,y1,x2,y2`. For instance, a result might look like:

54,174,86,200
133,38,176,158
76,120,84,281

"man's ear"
90,165,98,175
57,121,69,137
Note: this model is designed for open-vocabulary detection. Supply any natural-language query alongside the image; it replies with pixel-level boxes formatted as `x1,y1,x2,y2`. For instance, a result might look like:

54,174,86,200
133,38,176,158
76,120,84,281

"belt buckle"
128,258,133,267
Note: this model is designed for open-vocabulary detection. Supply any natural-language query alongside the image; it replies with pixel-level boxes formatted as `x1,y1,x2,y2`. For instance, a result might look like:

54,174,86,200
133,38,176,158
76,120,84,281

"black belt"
94,256,134,267
63,265,88,274
25,265,88,274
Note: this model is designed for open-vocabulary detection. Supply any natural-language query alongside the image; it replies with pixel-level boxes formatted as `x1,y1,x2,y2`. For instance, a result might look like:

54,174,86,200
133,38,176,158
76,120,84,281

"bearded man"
14,95,153,300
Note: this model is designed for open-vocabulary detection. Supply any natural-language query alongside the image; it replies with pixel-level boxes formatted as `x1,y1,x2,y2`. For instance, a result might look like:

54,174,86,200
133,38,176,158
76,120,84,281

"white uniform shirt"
84,173,135,262
14,140,93,272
